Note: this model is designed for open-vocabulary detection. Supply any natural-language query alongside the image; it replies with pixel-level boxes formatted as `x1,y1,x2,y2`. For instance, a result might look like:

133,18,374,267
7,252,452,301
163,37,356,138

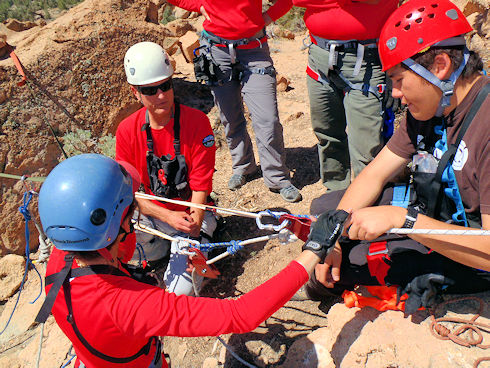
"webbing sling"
37,261,158,364
429,83,490,221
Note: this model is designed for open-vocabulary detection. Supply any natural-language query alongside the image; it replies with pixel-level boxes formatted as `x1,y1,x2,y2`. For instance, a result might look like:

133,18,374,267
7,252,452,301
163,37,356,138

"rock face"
282,294,490,368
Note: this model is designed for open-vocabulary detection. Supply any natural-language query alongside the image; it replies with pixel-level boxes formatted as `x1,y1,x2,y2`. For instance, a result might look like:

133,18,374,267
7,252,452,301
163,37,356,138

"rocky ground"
0,1,489,367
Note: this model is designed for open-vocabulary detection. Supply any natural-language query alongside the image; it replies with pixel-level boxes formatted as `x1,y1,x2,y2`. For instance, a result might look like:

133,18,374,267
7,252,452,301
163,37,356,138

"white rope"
35,322,44,368
388,228,490,236
135,192,261,219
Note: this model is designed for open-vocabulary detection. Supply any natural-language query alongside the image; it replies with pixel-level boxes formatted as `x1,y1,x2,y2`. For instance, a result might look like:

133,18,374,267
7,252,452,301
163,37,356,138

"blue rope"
265,209,280,219
60,353,76,368
0,192,43,336
197,240,243,254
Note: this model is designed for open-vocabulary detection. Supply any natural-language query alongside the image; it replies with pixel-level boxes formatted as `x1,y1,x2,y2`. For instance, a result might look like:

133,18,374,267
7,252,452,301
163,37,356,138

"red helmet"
379,0,472,71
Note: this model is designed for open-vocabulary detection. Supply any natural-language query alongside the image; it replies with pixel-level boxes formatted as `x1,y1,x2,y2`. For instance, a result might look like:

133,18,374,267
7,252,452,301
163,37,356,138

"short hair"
410,46,483,79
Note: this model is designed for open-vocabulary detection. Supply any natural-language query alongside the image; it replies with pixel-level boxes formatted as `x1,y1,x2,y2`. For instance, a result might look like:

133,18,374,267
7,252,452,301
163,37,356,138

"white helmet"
124,42,174,85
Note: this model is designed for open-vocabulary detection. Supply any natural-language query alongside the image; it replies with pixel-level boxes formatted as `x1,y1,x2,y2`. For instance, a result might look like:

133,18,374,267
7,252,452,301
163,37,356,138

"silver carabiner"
256,211,289,231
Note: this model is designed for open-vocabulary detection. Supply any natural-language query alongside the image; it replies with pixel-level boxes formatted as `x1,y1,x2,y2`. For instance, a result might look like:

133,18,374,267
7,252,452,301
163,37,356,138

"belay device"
144,102,191,200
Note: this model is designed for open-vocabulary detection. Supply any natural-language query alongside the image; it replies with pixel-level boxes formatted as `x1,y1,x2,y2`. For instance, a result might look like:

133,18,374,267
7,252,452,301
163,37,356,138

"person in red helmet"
301,0,489,314
35,154,348,368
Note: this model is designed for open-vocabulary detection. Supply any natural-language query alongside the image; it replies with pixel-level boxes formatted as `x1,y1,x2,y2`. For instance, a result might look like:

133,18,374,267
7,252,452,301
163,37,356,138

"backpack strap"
429,83,490,219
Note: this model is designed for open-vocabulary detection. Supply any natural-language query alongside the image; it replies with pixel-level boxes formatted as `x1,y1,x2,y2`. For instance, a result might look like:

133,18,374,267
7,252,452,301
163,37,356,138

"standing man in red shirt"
168,0,302,202
292,0,398,191
116,42,217,296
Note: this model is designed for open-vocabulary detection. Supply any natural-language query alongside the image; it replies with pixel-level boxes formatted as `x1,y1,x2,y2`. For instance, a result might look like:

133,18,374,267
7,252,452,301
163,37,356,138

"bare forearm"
136,197,172,223
409,214,490,271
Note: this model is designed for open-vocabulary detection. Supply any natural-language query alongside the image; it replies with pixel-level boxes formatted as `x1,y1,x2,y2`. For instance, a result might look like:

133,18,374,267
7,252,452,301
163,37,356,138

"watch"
402,206,419,229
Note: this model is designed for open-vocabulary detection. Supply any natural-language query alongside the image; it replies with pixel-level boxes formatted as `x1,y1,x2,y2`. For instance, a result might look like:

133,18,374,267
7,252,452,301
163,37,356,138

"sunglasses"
137,79,173,96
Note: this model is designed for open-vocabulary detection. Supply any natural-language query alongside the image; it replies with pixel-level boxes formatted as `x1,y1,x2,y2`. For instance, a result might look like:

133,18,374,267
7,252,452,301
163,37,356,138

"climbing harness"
144,102,191,200
309,35,378,77
194,29,275,86
35,256,162,365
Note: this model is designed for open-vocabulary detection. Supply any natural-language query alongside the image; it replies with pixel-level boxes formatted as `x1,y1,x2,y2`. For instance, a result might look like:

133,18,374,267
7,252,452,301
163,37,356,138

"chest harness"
366,83,489,285
35,254,161,365
193,29,276,86
144,101,191,201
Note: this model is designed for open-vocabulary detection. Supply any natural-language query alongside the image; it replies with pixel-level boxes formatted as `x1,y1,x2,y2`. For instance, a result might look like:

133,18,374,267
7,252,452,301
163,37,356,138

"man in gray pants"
202,34,301,202
171,0,302,202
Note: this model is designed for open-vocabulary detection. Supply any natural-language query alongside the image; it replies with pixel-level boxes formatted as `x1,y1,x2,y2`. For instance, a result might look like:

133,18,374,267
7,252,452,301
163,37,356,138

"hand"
165,211,199,233
302,210,349,260
347,205,405,241
200,5,210,21
315,241,343,288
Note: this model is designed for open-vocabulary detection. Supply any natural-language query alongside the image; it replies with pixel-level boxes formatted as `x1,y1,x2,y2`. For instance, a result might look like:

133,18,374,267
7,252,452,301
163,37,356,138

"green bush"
0,0,83,22
63,128,116,158
275,6,305,33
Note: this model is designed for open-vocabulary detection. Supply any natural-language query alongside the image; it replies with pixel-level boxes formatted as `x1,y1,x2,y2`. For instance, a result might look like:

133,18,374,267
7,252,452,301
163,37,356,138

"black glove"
400,273,454,315
302,209,349,261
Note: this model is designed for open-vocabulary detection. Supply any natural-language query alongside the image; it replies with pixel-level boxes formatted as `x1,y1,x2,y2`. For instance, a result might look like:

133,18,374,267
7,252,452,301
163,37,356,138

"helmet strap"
402,47,470,117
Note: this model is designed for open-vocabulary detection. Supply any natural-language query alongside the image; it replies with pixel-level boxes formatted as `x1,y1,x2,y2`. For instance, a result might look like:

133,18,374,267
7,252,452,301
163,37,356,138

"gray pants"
307,44,385,191
202,38,291,189
131,210,217,296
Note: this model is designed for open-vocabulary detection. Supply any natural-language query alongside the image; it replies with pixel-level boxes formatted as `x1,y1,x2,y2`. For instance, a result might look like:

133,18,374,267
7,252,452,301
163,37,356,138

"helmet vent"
415,17,423,23
404,24,411,31
395,21,401,27
406,12,412,19
428,13,435,18
418,7,425,12
431,3,438,8
90,208,107,226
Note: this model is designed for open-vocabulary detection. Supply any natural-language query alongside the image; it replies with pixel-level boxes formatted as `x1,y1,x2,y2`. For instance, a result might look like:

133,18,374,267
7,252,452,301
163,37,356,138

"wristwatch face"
306,241,321,250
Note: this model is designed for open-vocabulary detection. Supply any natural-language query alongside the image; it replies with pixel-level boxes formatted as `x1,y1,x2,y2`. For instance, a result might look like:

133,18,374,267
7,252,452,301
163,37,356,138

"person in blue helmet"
35,153,348,368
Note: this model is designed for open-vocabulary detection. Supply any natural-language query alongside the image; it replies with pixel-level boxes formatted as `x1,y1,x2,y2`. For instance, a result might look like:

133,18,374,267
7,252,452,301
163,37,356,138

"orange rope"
429,296,489,368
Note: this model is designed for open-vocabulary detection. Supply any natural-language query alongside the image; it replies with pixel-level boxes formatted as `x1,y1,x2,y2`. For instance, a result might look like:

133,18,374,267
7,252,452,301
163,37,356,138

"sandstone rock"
35,19,47,27
146,0,165,24
0,90,7,104
179,30,200,63
202,357,219,368
164,19,196,38
0,32,6,48
174,7,191,19
169,55,177,72
0,266,45,344
285,111,304,123
0,254,24,301
272,26,295,40
281,297,490,368
166,39,181,56
277,74,290,92
4,19,38,32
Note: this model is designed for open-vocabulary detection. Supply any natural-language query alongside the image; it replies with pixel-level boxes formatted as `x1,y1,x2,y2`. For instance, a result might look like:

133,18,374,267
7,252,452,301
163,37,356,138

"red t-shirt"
292,0,398,41
169,0,292,39
46,248,308,368
116,104,216,212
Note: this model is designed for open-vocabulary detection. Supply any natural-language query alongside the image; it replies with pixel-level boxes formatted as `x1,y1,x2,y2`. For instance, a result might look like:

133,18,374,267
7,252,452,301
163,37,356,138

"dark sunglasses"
137,79,173,96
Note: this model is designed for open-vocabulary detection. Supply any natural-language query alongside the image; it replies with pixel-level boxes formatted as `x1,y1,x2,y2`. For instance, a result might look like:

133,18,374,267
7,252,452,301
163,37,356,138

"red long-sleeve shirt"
46,248,309,368
168,0,293,39
292,0,398,41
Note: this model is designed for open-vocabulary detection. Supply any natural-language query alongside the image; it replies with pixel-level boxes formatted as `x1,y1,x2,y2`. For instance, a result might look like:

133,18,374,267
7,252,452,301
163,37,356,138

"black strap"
35,254,74,324
63,279,157,363
429,83,489,218
39,260,158,363
142,101,181,155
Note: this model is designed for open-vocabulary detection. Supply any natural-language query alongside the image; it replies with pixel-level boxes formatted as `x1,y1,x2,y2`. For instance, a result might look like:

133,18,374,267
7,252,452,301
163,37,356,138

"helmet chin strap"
402,46,470,117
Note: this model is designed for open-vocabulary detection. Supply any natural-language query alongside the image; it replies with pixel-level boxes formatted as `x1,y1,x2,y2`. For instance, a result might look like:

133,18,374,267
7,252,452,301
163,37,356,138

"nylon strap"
429,83,489,218
143,101,181,155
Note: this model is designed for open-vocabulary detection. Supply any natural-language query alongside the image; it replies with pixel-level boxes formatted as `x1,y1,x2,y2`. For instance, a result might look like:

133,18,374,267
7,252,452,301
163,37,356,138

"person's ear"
431,53,452,80
130,85,142,103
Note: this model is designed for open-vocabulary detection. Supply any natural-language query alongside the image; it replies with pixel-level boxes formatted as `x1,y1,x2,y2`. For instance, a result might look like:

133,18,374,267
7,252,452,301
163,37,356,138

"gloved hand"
302,209,349,261
400,273,454,315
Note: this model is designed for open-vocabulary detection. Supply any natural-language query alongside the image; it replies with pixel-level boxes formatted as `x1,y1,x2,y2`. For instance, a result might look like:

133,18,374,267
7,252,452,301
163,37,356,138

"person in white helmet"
116,41,217,296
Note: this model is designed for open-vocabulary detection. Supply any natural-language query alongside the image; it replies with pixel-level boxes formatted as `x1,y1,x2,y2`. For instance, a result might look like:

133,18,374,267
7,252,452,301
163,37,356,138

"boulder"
174,7,191,19
272,26,295,40
0,254,24,301
179,30,200,63
163,19,196,38
146,0,165,24
3,19,38,32
276,74,290,92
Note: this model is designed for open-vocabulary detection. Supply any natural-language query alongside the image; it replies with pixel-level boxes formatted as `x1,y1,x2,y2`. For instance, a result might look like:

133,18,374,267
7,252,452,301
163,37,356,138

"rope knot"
434,323,451,337
226,241,243,255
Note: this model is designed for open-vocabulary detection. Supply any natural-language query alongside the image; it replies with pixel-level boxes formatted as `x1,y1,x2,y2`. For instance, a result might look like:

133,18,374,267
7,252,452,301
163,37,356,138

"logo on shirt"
452,140,468,171
202,134,215,148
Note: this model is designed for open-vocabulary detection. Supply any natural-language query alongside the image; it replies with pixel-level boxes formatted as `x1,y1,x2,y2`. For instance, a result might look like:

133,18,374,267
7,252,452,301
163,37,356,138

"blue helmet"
38,154,134,251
